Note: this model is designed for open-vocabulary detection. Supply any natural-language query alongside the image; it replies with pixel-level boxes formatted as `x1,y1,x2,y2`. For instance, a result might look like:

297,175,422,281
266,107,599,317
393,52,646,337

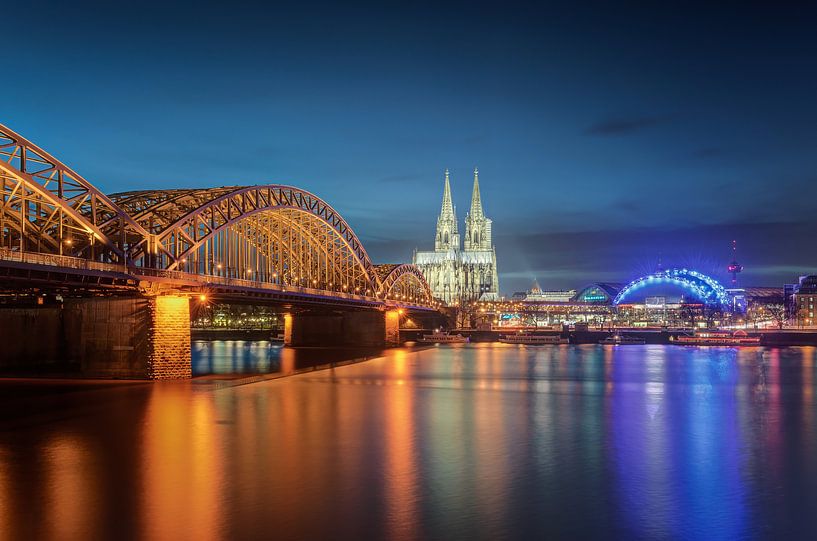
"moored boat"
499,333,568,345
418,331,469,343
671,329,761,346
599,334,646,345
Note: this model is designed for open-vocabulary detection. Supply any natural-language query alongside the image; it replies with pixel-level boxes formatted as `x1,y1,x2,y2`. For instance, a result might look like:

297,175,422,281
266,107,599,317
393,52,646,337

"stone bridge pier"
64,294,192,379
283,309,401,348
0,295,192,379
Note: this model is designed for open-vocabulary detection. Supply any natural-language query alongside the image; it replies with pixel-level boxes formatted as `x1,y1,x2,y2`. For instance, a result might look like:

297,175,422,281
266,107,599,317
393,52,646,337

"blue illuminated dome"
613,268,729,309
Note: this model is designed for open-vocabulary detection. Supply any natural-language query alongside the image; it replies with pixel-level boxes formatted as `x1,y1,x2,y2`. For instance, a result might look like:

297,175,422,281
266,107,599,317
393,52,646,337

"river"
1,343,817,540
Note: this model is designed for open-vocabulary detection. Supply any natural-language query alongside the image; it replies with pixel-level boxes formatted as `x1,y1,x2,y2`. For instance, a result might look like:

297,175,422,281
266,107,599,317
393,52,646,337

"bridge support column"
385,309,400,347
60,295,191,379
283,310,397,347
283,313,293,346
146,295,192,379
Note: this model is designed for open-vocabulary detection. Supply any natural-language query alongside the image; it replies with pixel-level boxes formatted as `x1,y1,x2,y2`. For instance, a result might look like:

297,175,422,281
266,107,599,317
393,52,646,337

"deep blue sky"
5,1,817,293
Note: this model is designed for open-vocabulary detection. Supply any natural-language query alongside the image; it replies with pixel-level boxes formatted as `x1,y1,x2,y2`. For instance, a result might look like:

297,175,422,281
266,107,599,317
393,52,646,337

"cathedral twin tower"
413,168,500,303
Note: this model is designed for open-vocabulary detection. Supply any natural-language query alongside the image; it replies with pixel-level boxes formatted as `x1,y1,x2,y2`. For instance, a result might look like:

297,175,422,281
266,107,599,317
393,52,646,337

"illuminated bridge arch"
0,123,150,262
108,185,383,295
613,268,729,309
375,264,434,305
1,124,435,306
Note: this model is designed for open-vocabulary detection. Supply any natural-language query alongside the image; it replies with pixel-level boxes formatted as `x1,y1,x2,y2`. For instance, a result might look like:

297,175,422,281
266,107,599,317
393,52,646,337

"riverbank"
403,328,817,346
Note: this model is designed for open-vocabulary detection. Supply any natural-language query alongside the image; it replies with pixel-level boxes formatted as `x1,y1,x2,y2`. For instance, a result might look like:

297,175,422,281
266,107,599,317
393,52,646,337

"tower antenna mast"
727,240,743,286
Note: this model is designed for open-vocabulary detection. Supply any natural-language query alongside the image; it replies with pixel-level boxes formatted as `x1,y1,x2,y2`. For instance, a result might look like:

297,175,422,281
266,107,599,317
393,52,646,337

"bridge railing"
0,247,127,274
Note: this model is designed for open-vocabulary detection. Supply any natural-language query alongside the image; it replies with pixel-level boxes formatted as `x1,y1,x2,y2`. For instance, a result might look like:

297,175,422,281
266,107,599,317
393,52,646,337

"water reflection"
192,340,281,374
140,385,224,540
2,345,817,539
45,435,93,540
191,340,383,376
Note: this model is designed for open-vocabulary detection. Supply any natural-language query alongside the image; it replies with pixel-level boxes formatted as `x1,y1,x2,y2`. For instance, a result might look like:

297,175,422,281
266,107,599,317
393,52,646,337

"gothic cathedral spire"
440,168,455,221
435,168,459,251
469,167,483,219
464,166,492,251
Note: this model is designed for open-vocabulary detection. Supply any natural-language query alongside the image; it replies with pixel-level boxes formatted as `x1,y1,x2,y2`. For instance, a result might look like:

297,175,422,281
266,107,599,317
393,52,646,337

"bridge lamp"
216,264,222,270
199,294,207,302
64,239,73,246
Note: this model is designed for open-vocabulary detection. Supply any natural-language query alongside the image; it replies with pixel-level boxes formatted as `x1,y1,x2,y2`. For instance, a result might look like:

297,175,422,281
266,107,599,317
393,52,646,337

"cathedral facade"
413,168,500,304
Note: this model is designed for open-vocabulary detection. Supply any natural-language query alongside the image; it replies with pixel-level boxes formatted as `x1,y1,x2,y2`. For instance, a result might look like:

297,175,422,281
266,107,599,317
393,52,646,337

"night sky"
5,1,817,293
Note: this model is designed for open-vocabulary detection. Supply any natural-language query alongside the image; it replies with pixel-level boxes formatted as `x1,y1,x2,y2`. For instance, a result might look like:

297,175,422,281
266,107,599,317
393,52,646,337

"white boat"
599,334,646,345
418,331,469,344
499,333,568,345
671,329,760,346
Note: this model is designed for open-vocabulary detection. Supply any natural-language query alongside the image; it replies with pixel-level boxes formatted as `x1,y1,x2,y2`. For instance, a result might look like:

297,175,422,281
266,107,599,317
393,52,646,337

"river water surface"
2,343,817,540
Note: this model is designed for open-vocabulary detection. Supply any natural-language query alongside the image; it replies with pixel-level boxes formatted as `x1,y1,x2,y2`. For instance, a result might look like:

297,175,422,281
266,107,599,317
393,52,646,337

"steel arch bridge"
613,268,729,309
0,123,435,308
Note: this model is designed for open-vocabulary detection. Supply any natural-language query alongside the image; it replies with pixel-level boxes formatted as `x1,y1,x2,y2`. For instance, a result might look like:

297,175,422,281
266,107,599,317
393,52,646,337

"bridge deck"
0,248,435,311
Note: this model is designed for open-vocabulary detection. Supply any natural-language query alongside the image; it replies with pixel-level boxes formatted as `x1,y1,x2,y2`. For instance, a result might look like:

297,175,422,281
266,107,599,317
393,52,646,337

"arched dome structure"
613,268,729,309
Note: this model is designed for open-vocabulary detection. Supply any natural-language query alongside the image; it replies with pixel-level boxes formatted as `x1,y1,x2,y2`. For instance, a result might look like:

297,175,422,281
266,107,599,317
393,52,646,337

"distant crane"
727,240,743,286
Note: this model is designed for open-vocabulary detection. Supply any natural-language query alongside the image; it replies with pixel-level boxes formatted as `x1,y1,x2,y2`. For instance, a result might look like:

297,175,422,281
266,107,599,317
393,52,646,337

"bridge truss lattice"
0,124,434,306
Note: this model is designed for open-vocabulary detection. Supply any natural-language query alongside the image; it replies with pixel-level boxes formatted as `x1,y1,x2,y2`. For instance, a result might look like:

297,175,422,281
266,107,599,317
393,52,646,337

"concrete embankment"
407,329,817,346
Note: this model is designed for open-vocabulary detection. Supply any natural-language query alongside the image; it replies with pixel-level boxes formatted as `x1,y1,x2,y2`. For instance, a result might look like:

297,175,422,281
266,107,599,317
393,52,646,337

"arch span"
109,186,383,295
613,268,729,309
375,264,434,304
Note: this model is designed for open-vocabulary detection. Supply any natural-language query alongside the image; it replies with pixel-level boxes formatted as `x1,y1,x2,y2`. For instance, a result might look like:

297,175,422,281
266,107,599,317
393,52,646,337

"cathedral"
413,168,500,304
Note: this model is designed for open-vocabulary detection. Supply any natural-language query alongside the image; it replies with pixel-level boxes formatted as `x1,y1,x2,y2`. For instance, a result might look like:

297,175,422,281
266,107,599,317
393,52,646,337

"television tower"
727,240,743,286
